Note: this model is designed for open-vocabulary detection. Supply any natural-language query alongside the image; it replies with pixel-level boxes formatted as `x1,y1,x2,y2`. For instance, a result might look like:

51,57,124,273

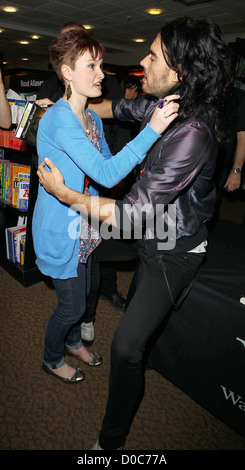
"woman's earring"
66,83,72,99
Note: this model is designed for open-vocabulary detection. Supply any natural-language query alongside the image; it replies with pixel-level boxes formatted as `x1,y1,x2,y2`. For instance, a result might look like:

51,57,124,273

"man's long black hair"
160,17,234,142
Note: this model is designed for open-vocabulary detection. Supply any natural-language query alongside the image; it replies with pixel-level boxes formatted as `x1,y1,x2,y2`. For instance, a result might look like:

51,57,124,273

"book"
15,226,26,264
4,161,11,202
0,130,26,151
17,179,30,210
12,174,31,208
15,102,46,146
7,88,37,105
20,236,26,266
5,224,26,263
0,159,10,200
15,101,34,138
8,98,27,125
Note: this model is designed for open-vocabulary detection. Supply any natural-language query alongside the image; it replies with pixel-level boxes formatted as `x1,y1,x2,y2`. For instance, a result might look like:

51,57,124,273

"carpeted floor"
0,250,245,451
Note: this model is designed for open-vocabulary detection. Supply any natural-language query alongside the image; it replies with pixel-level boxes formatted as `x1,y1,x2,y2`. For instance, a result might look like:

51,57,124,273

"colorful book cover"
5,225,26,263
0,130,26,151
20,234,26,266
12,225,26,263
8,131,26,151
12,174,30,207
4,161,11,202
0,160,10,200
17,179,30,210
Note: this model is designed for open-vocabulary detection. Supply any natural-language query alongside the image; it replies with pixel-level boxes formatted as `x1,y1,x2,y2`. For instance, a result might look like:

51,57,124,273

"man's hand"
37,157,65,200
37,157,118,226
35,98,54,106
224,131,245,191
224,172,241,192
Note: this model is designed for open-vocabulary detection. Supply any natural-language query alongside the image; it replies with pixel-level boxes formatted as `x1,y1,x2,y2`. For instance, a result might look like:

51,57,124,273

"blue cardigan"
32,98,160,279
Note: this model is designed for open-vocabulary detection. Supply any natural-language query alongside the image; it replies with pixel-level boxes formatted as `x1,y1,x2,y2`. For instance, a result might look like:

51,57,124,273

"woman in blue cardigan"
32,27,179,384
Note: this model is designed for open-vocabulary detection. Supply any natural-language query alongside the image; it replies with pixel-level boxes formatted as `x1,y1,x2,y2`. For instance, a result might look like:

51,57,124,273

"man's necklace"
70,100,91,135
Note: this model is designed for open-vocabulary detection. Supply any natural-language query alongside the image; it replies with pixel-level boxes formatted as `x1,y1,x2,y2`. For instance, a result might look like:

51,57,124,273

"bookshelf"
0,70,52,286
0,143,43,286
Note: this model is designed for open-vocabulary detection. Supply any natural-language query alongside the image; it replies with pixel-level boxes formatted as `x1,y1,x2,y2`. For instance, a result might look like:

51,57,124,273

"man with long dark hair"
37,17,234,449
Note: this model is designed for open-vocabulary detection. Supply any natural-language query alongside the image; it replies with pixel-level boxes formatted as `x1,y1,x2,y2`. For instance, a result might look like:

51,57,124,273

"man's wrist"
230,167,242,174
56,183,69,203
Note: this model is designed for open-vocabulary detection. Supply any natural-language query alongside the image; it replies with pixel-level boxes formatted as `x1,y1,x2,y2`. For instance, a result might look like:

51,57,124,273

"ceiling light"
83,25,93,30
31,35,40,40
19,40,29,45
133,38,146,43
0,29,4,33
1,6,19,13
21,58,29,61
146,8,164,15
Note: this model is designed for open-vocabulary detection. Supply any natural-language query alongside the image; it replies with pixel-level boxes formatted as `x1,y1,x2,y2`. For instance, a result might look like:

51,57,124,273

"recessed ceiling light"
83,25,93,30
1,6,19,13
19,40,29,45
146,8,164,15
21,58,29,61
133,38,146,43
31,35,40,40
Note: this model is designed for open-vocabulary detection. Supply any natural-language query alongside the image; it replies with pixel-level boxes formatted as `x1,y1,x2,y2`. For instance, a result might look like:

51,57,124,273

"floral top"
78,110,102,263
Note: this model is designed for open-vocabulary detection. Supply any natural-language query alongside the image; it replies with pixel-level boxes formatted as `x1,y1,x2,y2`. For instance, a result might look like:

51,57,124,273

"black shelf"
0,252,43,287
0,199,28,213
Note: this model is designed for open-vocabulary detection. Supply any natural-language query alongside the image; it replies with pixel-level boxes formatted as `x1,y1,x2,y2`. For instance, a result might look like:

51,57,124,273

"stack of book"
0,130,26,151
0,160,31,208
8,98,27,125
5,224,26,265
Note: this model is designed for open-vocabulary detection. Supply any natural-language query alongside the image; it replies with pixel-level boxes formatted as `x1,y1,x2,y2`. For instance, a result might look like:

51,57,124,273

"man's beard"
142,72,179,99
142,81,178,99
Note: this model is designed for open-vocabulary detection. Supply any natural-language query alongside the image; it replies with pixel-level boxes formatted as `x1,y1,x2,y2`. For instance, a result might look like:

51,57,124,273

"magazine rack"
0,142,43,286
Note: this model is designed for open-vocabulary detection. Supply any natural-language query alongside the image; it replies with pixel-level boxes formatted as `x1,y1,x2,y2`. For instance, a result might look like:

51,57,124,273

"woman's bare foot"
70,345,95,363
51,363,77,379
66,345,103,366
42,361,85,383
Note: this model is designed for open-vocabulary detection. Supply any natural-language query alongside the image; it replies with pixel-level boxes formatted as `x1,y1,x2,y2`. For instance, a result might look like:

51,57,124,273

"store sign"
19,79,44,88
9,71,53,93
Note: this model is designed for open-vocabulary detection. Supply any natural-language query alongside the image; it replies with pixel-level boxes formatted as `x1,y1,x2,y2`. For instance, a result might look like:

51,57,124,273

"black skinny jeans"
83,238,138,323
99,248,205,449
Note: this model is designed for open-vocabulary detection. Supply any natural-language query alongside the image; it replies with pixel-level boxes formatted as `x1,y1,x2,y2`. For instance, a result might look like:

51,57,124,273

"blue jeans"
43,259,91,369
99,248,205,449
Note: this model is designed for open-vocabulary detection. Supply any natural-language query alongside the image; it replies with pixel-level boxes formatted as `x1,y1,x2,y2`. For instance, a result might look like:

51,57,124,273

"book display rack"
0,144,43,286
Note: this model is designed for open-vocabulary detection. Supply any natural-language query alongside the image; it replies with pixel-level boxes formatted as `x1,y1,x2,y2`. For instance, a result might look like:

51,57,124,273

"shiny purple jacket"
113,96,218,255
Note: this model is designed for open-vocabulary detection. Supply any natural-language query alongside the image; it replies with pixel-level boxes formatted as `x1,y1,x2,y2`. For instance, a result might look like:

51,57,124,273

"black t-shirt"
36,74,64,103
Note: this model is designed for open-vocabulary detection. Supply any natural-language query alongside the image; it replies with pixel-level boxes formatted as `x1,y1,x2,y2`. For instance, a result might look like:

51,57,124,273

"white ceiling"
0,0,244,70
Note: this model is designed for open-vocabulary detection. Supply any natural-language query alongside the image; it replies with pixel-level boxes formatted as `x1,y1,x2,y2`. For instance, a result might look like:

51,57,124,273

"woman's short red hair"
49,28,105,82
